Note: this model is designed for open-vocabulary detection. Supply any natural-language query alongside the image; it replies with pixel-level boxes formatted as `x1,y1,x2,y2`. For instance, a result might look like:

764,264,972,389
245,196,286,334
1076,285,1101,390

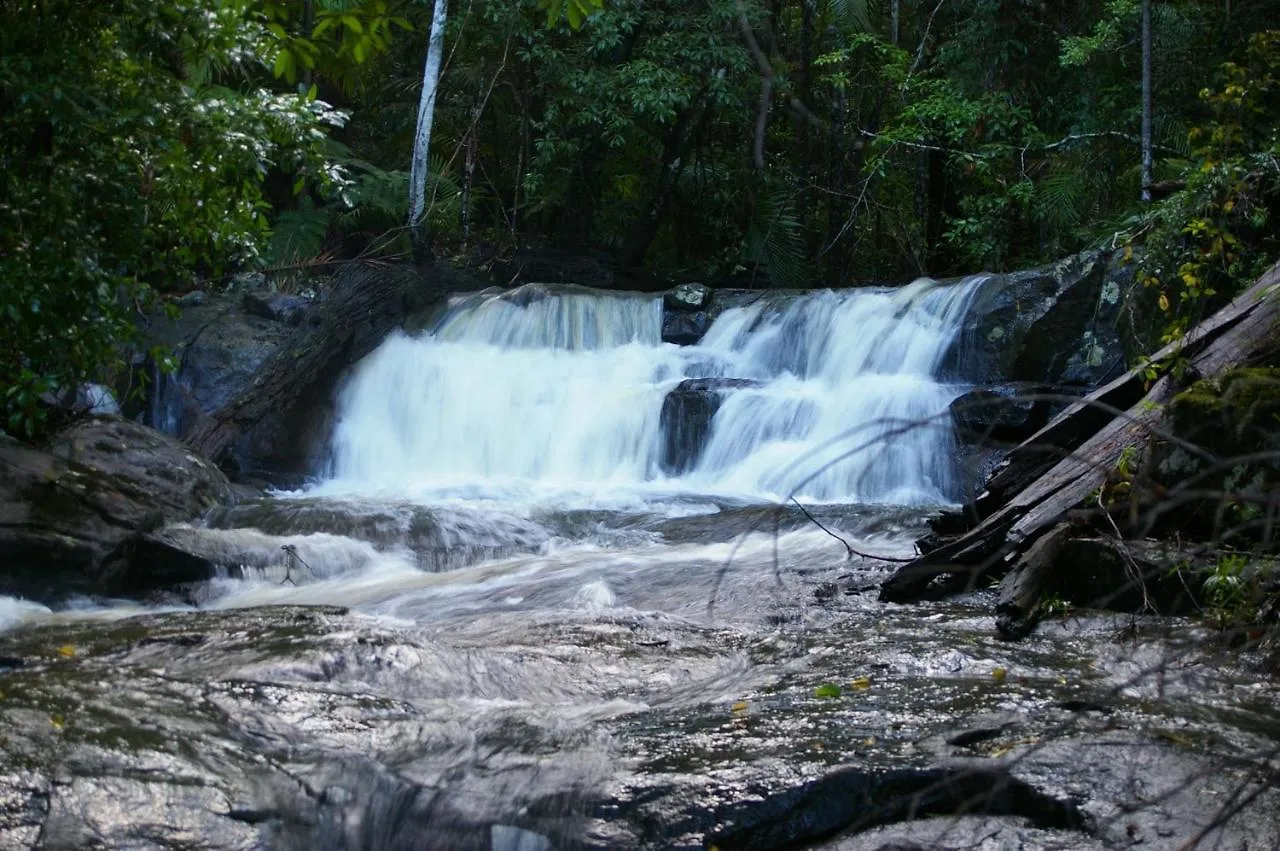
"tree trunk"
1140,0,1153,202
880,260,1280,603
408,0,449,262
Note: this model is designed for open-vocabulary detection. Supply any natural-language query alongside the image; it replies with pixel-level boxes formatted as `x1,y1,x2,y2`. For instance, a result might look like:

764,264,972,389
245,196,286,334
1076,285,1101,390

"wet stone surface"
0,569,1275,850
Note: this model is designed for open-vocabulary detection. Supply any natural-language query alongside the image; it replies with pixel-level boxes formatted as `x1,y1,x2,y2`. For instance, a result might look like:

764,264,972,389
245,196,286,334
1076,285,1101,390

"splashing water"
326,277,985,505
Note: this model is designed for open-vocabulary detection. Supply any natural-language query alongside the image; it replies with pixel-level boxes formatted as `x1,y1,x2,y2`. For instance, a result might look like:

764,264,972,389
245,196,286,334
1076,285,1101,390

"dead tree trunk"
880,260,1280,603
184,261,481,470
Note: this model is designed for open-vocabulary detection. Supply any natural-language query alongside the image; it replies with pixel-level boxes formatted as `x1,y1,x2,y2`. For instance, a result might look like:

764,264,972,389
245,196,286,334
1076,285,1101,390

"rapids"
325,279,983,505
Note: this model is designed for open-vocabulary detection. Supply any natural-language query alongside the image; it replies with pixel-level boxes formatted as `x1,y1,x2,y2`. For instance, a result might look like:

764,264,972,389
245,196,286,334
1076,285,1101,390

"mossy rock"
1151,368,1280,542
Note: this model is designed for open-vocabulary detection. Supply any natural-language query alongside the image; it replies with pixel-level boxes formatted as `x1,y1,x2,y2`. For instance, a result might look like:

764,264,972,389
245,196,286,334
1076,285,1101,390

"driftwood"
881,260,1280,604
185,261,482,468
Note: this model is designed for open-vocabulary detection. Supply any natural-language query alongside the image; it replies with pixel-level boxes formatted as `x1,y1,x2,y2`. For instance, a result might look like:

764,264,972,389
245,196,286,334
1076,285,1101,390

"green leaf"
814,683,842,699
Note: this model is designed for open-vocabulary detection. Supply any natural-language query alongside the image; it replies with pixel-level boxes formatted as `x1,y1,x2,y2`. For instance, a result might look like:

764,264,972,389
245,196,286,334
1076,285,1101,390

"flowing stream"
2,280,1277,849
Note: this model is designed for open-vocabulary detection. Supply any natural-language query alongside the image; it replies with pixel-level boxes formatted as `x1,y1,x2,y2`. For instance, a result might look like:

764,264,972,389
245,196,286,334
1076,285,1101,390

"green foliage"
0,0,346,436
1134,30,1280,345
539,0,605,30
262,0,413,91
745,187,807,288
1202,552,1276,630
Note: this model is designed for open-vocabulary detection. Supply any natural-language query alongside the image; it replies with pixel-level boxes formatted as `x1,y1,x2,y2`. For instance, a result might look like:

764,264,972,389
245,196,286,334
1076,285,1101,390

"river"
0,281,1276,849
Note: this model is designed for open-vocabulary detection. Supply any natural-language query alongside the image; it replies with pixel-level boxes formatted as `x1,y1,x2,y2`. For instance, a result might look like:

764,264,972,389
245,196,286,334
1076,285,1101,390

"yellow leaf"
850,676,872,691
992,667,1008,684
57,645,76,658
50,715,64,730
1158,292,1170,312
731,700,748,713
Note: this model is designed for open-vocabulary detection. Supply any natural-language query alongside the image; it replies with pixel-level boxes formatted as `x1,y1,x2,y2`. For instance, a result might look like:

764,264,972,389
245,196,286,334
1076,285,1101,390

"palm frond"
746,187,807,288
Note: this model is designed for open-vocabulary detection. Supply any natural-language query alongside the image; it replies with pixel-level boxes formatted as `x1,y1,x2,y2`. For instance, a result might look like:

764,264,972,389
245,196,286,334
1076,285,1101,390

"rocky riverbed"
0,507,1275,849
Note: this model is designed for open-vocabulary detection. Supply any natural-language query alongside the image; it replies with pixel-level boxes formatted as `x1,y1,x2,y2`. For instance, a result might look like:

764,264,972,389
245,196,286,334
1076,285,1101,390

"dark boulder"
953,250,1131,387
659,378,759,474
140,292,293,442
661,310,714,345
141,263,476,485
185,262,479,479
242,291,310,326
661,288,763,346
0,417,233,601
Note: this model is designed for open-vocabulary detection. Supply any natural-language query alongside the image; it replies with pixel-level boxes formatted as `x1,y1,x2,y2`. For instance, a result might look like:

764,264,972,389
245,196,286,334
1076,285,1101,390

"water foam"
326,278,984,505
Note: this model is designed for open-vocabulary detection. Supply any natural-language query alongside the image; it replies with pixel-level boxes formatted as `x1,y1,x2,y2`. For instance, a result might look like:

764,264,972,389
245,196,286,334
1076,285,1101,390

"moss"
1155,367,1280,545
1170,368,1280,455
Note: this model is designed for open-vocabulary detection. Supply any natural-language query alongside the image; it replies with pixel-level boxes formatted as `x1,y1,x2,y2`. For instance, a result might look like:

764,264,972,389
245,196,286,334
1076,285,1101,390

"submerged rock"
0,417,232,601
659,379,760,474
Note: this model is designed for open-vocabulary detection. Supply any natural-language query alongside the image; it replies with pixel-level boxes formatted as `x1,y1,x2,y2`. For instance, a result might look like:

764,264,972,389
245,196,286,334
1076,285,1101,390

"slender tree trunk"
408,0,449,262
1140,0,1153,202
461,79,483,251
891,0,900,46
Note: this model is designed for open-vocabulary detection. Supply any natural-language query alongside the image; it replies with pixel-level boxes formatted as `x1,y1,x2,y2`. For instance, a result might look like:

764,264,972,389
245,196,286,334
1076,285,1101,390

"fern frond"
267,199,329,266
746,188,807,288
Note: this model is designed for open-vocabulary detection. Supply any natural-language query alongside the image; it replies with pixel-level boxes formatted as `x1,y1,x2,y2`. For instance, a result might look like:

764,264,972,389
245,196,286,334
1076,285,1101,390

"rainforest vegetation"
2,0,1279,435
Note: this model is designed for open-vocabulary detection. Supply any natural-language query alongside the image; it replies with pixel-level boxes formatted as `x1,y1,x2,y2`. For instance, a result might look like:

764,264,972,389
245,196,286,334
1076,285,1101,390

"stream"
0,283,1276,849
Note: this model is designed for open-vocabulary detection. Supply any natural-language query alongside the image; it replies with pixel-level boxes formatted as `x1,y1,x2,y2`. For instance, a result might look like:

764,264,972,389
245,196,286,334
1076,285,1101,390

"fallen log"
972,263,1280,519
994,531,1209,639
881,260,1280,604
184,261,482,470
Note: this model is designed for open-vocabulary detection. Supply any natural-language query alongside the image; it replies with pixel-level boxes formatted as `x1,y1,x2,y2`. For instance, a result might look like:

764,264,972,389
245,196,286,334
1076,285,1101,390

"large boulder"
140,263,478,486
140,292,294,446
954,250,1132,387
0,417,233,601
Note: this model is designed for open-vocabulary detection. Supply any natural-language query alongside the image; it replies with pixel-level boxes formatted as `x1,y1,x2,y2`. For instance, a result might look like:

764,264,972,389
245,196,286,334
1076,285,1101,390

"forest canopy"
2,0,1278,434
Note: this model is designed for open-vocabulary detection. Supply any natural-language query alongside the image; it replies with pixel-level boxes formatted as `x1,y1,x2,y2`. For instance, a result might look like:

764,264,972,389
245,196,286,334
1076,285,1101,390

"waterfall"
326,277,985,505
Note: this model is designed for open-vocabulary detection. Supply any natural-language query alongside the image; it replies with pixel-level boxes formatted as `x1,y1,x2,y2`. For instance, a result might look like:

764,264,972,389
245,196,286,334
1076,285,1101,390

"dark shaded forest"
2,0,1279,434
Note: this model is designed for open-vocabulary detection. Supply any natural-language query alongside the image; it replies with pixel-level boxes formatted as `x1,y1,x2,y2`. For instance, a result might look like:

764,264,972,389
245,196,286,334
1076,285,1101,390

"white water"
0,278,981,631
327,278,984,505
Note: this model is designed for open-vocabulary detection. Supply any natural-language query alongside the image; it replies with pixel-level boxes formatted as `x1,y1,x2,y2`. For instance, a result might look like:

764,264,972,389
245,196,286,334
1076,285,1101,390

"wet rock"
491,249,616,289
659,379,760,474
0,417,232,600
706,766,1082,850
243,291,310,326
661,288,764,345
954,250,1130,387
664,283,712,312
205,497,553,572
661,310,714,345
949,383,1076,446
140,291,293,441
0,590,1277,850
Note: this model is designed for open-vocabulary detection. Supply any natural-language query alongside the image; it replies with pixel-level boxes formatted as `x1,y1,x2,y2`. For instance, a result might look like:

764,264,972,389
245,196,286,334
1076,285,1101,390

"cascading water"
326,276,985,505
